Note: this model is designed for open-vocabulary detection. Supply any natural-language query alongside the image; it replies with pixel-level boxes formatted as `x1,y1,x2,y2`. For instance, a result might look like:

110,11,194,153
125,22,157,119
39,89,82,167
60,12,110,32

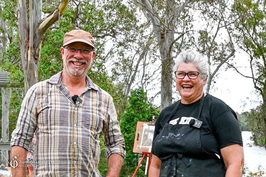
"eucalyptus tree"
232,0,266,146
18,0,70,92
133,0,192,108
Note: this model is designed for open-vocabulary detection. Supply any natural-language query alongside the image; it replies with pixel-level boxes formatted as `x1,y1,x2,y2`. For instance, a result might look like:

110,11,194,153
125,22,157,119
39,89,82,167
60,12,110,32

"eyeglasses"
174,71,201,80
64,46,94,55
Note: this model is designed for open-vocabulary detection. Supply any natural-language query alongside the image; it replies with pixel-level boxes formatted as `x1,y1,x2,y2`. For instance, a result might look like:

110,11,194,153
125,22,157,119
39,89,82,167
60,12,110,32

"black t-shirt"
151,94,243,157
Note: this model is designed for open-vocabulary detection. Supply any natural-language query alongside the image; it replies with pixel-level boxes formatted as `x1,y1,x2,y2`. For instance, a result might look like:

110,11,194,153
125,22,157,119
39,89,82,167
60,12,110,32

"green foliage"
8,88,24,138
232,0,265,75
98,135,109,176
0,95,1,137
246,106,265,146
1,48,24,87
90,67,128,118
98,89,159,176
39,30,65,80
0,2,23,137
0,0,17,27
232,0,266,148
120,89,160,176
237,112,251,131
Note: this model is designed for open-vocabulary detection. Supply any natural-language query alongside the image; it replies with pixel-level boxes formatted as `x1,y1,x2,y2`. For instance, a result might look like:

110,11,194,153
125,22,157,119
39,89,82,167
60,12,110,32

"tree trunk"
263,83,266,147
138,0,178,109
17,0,70,92
160,26,174,109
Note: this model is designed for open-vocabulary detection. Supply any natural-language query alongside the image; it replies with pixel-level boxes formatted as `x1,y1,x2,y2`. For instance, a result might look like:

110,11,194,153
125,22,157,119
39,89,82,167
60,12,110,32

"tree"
132,0,239,109
18,0,70,91
231,0,266,146
246,106,264,146
134,0,194,108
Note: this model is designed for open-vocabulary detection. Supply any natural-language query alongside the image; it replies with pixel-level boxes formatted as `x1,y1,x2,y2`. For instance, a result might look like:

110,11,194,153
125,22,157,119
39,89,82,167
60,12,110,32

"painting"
133,121,155,153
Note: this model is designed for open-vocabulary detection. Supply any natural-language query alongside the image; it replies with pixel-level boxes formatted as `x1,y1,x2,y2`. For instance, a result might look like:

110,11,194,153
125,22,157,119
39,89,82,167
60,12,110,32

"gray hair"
174,49,209,79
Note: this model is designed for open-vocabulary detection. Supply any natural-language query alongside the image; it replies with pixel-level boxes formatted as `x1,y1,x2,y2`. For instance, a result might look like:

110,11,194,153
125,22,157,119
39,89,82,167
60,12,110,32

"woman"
149,50,244,177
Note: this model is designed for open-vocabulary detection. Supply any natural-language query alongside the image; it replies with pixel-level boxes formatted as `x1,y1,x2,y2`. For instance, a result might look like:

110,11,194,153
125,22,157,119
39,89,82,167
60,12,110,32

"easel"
132,152,152,177
132,120,155,177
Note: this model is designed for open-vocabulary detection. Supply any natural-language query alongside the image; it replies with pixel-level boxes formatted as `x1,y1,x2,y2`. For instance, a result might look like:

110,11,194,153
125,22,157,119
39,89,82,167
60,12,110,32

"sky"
211,68,260,113
209,52,262,113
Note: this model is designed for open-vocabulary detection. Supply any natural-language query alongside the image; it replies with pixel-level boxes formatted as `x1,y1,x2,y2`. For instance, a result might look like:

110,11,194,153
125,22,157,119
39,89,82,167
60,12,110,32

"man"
10,29,126,177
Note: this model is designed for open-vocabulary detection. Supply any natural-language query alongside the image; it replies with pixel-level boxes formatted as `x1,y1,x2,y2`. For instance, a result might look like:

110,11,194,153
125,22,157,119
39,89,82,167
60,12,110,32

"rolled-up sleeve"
11,85,37,150
104,97,126,159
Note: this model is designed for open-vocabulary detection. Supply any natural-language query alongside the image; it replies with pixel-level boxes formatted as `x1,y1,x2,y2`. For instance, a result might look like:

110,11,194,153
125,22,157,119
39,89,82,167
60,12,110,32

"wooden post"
1,87,11,142
0,71,11,166
1,87,11,166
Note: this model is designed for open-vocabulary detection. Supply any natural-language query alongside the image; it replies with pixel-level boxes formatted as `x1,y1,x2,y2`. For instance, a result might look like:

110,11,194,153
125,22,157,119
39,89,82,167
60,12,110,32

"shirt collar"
47,71,99,91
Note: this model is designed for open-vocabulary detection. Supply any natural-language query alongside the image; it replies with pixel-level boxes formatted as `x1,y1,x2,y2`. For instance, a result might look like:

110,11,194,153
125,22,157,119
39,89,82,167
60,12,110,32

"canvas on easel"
133,121,155,153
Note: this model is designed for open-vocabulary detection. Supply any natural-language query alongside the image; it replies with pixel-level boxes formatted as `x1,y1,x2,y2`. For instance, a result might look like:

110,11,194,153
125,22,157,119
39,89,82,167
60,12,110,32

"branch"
39,0,70,35
136,0,161,35
226,62,253,79
169,32,185,60
17,0,29,70
248,56,264,95
226,60,263,96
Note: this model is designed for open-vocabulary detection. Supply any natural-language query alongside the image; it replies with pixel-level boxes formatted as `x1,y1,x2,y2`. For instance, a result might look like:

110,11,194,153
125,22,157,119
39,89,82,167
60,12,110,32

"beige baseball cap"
63,29,95,48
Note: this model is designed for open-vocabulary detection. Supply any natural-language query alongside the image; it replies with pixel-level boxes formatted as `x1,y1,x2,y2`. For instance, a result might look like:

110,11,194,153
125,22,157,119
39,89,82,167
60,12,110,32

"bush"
120,89,160,177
